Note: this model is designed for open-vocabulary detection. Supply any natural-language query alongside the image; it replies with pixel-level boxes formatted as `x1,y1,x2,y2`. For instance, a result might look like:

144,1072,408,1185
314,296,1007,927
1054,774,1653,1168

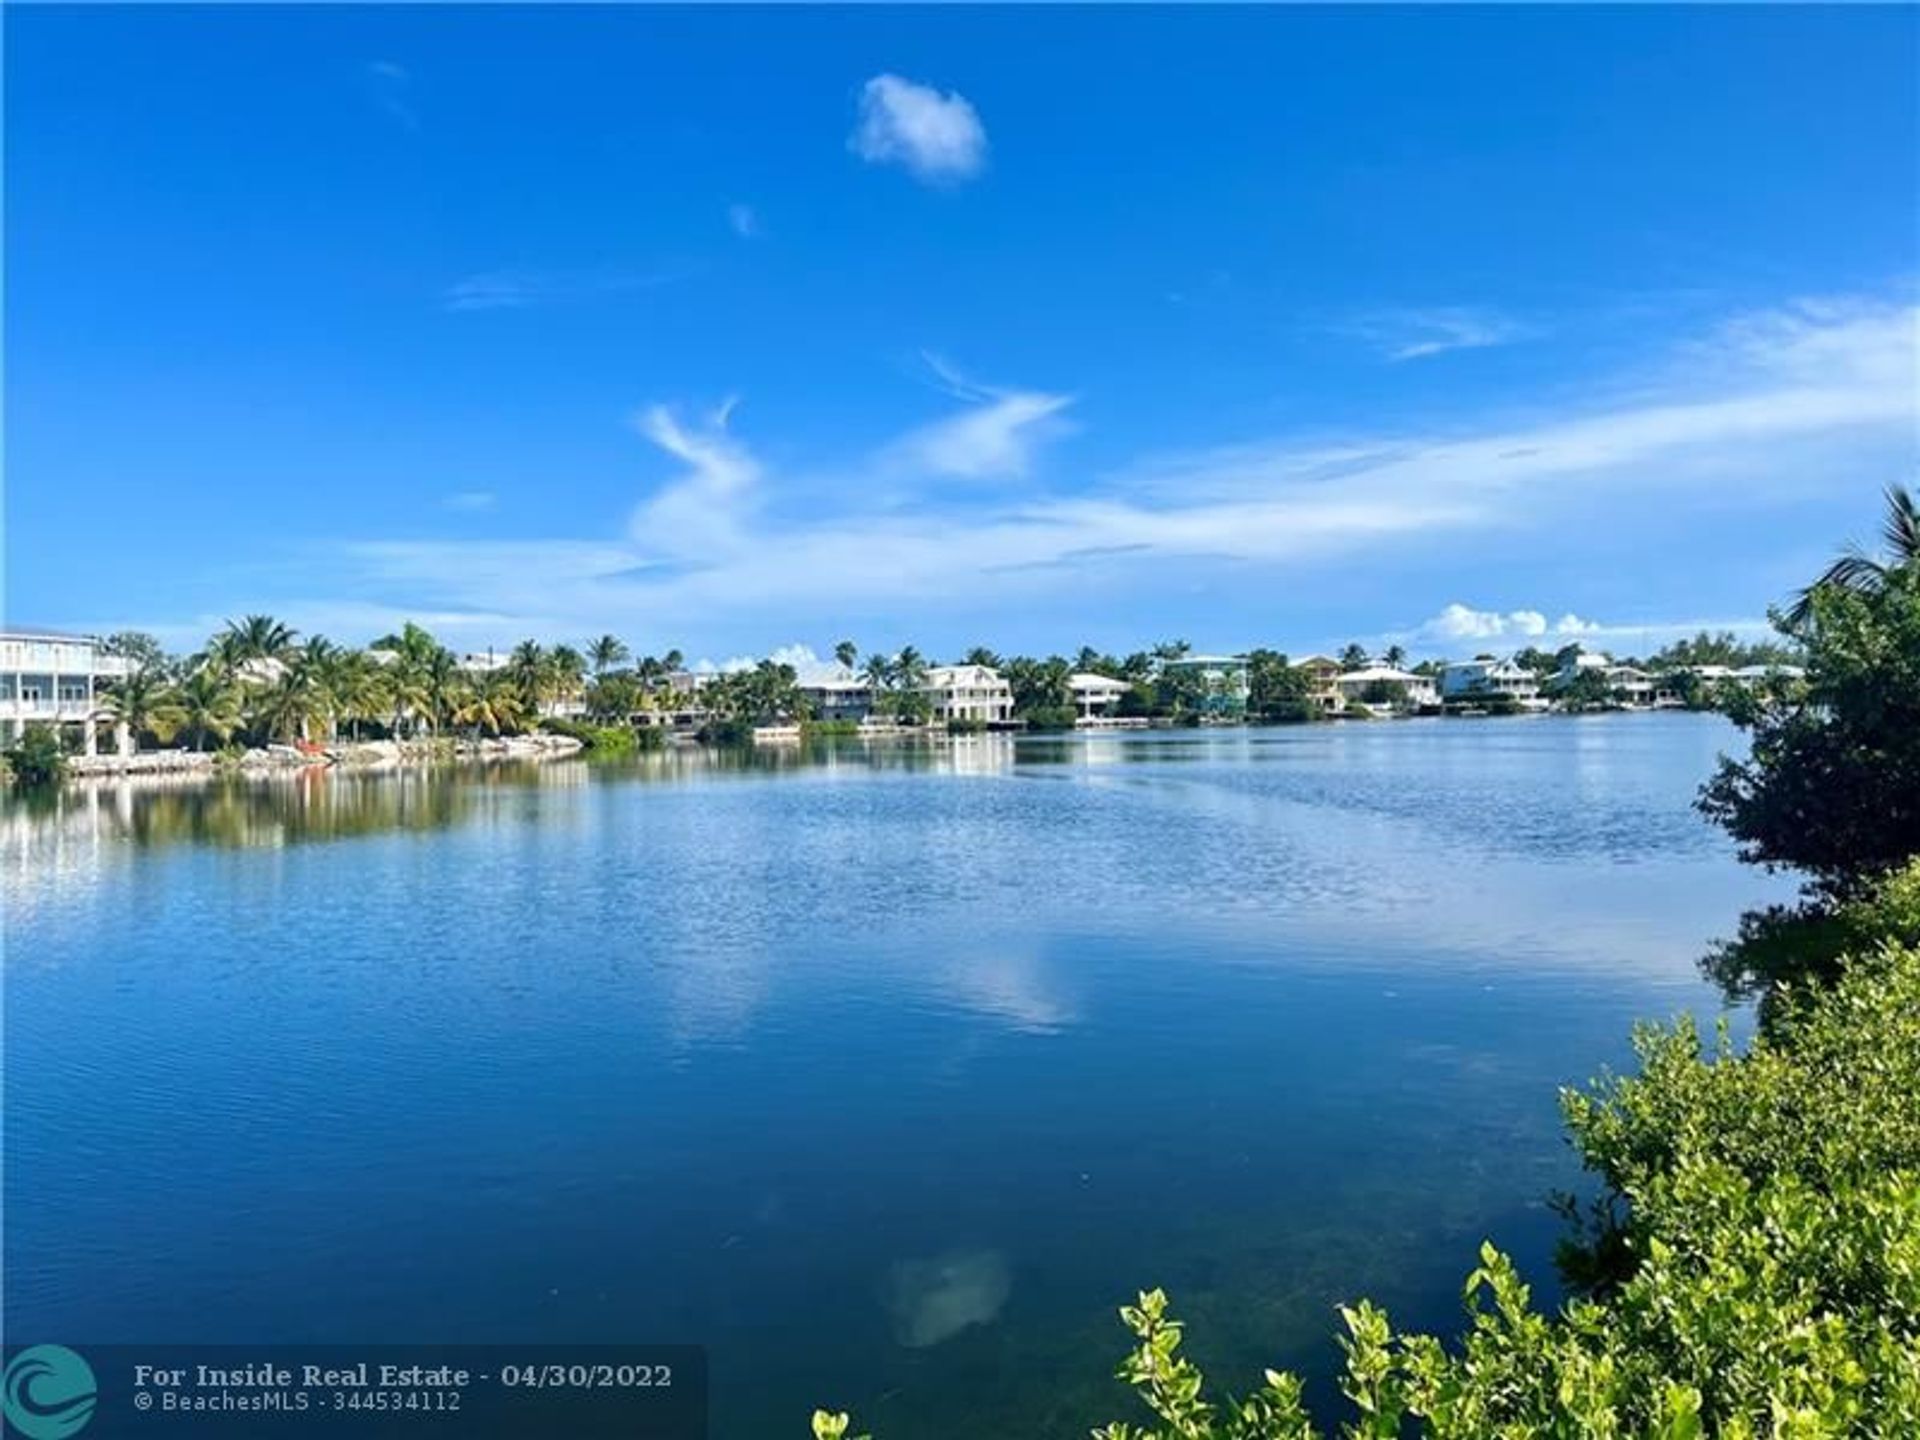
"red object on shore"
295,739,327,756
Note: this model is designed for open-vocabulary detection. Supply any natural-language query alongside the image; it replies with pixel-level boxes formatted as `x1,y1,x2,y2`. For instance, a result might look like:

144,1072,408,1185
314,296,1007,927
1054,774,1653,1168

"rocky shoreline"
66,733,584,779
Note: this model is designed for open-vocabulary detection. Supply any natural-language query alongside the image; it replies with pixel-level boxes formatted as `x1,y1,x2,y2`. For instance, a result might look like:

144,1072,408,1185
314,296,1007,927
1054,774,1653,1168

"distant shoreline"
50,706,1721,786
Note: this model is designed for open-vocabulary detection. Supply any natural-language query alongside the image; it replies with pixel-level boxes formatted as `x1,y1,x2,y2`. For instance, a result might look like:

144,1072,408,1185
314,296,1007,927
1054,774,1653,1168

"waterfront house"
1549,648,1658,705
1732,663,1807,687
1439,656,1545,709
1333,664,1439,713
795,663,875,723
1677,663,1805,701
1292,655,1346,715
1068,672,1133,725
0,629,131,754
923,664,1014,726
1159,654,1250,720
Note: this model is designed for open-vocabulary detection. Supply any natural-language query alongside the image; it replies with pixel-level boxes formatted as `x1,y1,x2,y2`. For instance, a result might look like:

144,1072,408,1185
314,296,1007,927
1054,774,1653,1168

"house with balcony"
1731,663,1806,687
1,629,132,754
1158,653,1250,720
1332,664,1439,714
1291,655,1346,715
795,663,875,723
1548,648,1659,706
1439,656,1545,710
1068,672,1133,726
922,664,1014,727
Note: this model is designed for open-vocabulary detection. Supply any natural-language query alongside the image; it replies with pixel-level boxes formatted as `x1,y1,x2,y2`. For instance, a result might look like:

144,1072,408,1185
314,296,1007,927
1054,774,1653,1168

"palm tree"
332,652,392,741
588,634,630,676
507,641,549,712
175,668,243,751
101,666,186,750
893,646,929,691
834,639,859,671
1382,644,1408,669
195,630,246,681
1339,643,1370,670
373,624,441,736
297,636,349,741
455,674,526,737
963,645,1000,668
548,646,587,713
251,663,328,743
221,614,300,664
1789,483,1918,624
423,648,463,737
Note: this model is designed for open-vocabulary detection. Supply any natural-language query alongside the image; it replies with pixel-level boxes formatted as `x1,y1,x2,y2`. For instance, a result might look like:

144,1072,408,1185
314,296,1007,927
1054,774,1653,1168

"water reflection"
5,715,1790,1438
0,738,1030,869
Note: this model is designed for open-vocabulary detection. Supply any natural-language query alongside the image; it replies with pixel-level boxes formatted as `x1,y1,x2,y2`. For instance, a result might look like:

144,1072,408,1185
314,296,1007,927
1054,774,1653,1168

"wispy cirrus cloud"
1347,306,1533,362
630,398,760,555
728,203,760,239
850,74,987,184
886,354,1073,481
439,266,687,313
364,60,418,131
442,490,496,512
147,288,1916,653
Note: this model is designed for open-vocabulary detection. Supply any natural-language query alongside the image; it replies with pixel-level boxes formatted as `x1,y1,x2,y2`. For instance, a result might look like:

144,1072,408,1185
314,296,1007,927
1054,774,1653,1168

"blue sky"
7,6,1917,666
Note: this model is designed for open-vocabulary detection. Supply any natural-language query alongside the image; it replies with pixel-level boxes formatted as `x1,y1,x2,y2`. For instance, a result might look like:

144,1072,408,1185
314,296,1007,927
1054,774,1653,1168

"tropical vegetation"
83,494,1904,766
1700,497,1919,900
3,722,70,788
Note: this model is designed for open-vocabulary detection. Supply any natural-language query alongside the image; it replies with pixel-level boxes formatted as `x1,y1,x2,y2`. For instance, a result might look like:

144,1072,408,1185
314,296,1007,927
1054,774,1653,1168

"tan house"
1292,655,1345,715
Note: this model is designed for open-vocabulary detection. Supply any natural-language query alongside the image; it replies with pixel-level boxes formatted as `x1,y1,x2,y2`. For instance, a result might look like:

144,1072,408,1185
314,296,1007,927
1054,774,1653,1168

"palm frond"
1787,547,1887,626
1881,482,1919,565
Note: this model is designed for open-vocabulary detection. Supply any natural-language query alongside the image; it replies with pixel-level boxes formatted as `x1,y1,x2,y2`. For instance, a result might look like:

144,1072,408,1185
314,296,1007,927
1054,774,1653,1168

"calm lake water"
5,715,1785,1436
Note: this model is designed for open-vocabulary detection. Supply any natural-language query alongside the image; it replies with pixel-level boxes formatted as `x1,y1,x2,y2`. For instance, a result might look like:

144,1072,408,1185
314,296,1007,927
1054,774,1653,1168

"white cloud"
1350,307,1531,362
850,74,987,184
767,643,822,670
442,272,540,312
1359,309,1536,362
1399,603,1781,656
728,203,759,239
443,490,495,512
1421,604,1598,642
365,60,418,131
440,267,685,313
630,400,761,555
151,289,1916,651
889,354,1072,480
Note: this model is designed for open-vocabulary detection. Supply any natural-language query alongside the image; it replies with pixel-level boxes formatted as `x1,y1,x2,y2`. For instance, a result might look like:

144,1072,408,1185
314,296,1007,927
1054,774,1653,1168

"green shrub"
814,926,1920,1437
1019,705,1079,731
945,717,988,734
1255,700,1320,725
803,718,864,738
4,724,69,787
698,717,757,746
540,717,643,754
1700,565,1920,898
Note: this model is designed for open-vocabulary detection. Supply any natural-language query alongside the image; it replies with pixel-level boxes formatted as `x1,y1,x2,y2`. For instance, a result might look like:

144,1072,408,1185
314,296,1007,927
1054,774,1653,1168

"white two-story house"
923,664,1014,726
1439,657,1545,709
1,629,132,753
